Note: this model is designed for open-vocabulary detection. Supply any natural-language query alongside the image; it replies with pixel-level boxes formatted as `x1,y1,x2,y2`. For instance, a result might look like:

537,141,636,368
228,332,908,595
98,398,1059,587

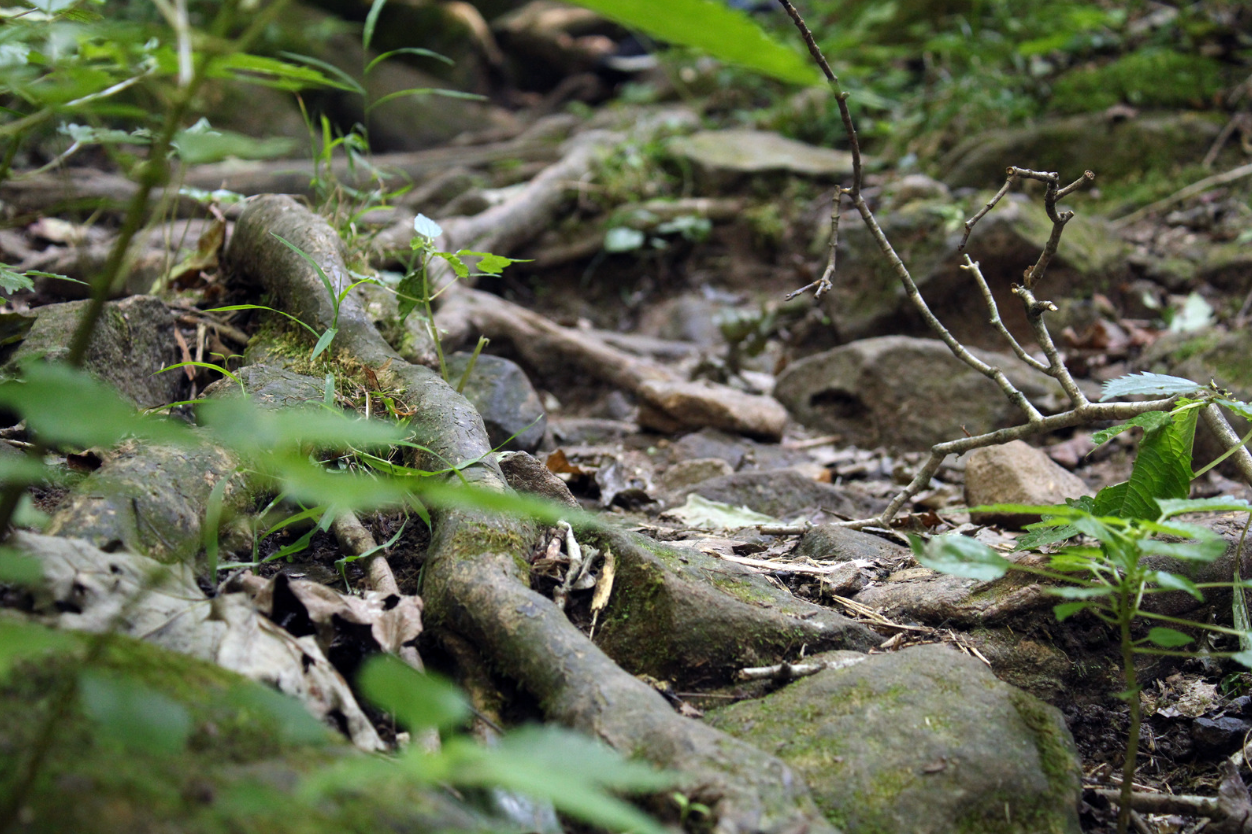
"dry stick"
1201,403,1252,488
962,256,1048,373
787,187,844,300
329,511,400,597
1112,159,1252,228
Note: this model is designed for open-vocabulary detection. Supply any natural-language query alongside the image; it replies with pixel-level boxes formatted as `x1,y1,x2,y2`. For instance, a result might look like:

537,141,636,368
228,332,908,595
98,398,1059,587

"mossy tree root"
225,195,841,834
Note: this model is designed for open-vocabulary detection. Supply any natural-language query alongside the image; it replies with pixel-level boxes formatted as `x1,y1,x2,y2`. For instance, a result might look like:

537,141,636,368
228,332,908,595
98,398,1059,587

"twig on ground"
1112,160,1252,228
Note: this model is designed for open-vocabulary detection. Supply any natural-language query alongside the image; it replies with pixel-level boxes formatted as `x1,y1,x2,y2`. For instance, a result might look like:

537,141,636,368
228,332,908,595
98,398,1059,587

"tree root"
226,194,841,834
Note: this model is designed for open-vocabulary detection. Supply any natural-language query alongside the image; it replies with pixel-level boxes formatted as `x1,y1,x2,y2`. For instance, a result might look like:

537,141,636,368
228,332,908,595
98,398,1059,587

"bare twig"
788,188,845,301
962,256,1048,373
959,169,1017,251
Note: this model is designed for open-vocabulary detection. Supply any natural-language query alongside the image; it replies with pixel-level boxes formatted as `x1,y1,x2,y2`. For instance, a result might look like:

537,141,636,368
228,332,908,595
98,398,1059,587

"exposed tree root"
226,194,841,834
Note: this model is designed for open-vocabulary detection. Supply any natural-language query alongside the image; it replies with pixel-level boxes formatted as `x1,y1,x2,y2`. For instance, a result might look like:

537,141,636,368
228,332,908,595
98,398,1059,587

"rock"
202,364,324,410
6,295,180,409
636,292,725,347
775,336,1065,451
705,643,1082,834
355,281,439,369
941,111,1223,190
816,195,1126,346
964,440,1090,528
657,457,734,492
1191,715,1252,759
669,428,814,472
549,417,638,445
594,530,880,687
666,129,856,190
498,450,578,508
884,173,951,209
1197,241,1252,295
674,469,866,519
636,379,789,442
445,352,546,453
796,524,910,564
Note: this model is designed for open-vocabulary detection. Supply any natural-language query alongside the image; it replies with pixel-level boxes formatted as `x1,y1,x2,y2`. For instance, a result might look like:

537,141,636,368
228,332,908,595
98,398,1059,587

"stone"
814,195,1126,346
796,524,910,564
6,295,180,409
636,379,789,442
665,129,856,189
940,111,1223,190
202,364,324,410
445,352,546,453
549,417,638,445
674,469,867,519
774,336,1065,451
1197,241,1252,295
884,173,951,209
657,457,734,493
1191,715,1252,759
498,450,578,508
669,428,814,472
705,643,1082,834
636,292,725,347
964,440,1090,528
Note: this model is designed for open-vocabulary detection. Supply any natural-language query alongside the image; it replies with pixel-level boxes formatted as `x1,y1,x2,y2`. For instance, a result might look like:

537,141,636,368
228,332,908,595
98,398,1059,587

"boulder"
816,195,1126,346
668,427,813,472
666,129,856,190
657,457,734,493
445,352,546,453
775,336,1065,451
705,643,1082,834
5,295,180,409
964,440,1090,528
636,379,789,442
796,524,910,564
672,469,869,519
940,111,1223,191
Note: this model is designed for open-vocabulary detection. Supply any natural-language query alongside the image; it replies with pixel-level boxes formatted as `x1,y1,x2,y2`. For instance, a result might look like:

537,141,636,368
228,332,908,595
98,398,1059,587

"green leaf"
222,682,331,745
458,251,529,275
1053,601,1091,621
444,727,673,834
365,47,454,75
439,253,469,279
1100,372,1202,402
0,264,35,293
310,327,337,361
1089,411,1171,448
0,622,75,679
0,363,191,448
172,128,295,165
357,654,469,731
1094,407,1197,521
1145,627,1193,648
395,271,423,322
211,53,357,92
369,87,487,111
565,0,820,85
413,214,442,240
363,0,388,52
277,51,366,97
197,398,407,455
0,454,57,486
1046,585,1113,599
911,534,1010,581
203,304,321,340
1156,496,1252,519
1138,536,1226,562
270,234,339,314
79,671,191,755
1217,399,1252,422
0,547,42,585
1014,522,1081,552
666,494,775,529
1152,571,1203,600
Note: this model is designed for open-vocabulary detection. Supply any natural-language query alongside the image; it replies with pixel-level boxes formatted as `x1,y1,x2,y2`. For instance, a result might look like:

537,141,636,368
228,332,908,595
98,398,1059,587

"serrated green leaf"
459,251,529,275
1100,372,1202,402
1217,399,1252,422
440,253,468,279
357,654,469,731
912,534,1010,580
1138,537,1226,562
1014,523,1081,552
1094,408,1197,521
1090,411,1171,448
395,271,423,322
0,264,35,293
1145,627,1193,648
1152,571,1203,600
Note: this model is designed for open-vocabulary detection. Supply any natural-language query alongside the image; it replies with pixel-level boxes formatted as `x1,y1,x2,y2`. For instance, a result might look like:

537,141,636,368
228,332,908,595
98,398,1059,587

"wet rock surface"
445,352,547,452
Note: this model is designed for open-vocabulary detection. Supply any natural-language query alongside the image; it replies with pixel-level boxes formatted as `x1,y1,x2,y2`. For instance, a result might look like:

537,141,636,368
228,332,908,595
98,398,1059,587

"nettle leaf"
1094,407,1197,521
458,251,529,275
1089,410,1171,448
1217,399,1252,422
1014,523,1081,552
395,272,423,322
357,655,469,731
439,253,469,279
911,534,1010,581
1100,372,1202,401
1145,627,1193,648
1138,536,1226,562
1152,571,1203,600
0,265,35,293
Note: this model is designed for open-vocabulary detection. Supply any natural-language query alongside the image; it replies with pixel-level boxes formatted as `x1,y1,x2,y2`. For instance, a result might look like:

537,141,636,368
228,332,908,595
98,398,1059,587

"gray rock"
706,643,1082,834
549,417,638,445
964,440,1090,528
202,364,325,410
884,173,951,210
796,524,910,564
675,469,867,519
669,428,815,472
817,195,1125,345
636,293,725,347
445,352,546,453
941,111,1222,190
666,129,856,189
6,295,180,409
498,450,578,508
775,336,1065,451
657,457,734,493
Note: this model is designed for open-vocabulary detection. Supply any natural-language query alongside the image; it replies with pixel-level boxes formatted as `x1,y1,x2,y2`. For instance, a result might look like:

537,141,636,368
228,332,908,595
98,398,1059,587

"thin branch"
788,188,844,300
962,255,1048,373
959,169,1017,251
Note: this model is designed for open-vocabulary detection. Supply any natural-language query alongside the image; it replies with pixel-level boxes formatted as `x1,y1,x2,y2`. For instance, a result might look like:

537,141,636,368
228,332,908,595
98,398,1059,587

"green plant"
913,373,1252,832
397,214,525,383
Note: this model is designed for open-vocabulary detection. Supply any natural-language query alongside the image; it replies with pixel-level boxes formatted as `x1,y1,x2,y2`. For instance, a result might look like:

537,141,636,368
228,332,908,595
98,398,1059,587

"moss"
1051,49,1231,114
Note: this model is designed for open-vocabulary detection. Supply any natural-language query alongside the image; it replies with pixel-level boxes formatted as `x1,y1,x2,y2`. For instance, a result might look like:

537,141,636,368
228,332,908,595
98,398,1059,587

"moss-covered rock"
705,644,1082,834
0,628,491,834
